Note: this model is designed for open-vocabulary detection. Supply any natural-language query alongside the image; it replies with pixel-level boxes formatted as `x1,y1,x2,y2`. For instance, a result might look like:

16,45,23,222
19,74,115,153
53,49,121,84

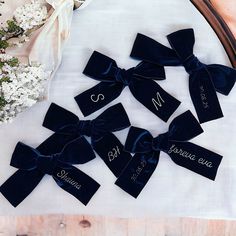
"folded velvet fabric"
130,28,236,123
43,103,132,177
0,137,99,207
116,111,223,198
75,51,181,122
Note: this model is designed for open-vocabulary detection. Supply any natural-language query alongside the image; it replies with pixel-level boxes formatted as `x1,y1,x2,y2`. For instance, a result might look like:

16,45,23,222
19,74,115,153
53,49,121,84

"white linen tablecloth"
0,0,236,219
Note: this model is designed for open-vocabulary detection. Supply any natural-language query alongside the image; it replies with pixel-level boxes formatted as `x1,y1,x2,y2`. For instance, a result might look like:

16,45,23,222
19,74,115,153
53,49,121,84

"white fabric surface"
0,0,236,219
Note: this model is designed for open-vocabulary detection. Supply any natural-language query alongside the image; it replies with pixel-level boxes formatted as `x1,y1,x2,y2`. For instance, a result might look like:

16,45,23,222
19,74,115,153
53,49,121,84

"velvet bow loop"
0,133,99,207
130,30,236,123
167,28,195,61
43,103,130,142
166,110,204,141
116,111,223,198
83,51,122,83
83,51,167,86
124,126,169,154
124,127,154,153
43,103,80,133
131,31,199,71
167,28,205,74
43,104,93,137
51,120,92,137
43,103,132,177
124,111,203,157
10,137,96,174
1,137,100,207
130,33,181,66
76,50,180,121
206,64,236,95
84,51,126,85
83,51,133,86
167,28,236,95
90,103,131,140
131,31,236,95
11,143,58,175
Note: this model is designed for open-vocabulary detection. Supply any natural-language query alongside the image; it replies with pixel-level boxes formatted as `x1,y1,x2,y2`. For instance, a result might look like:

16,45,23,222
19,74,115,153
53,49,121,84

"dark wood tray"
190,0,236,67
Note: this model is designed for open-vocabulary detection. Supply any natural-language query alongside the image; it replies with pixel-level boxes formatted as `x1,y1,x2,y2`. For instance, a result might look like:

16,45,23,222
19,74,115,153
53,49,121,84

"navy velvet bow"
115,111,222,198
75,51,181,122
43,103,132,177
0,127,93,207
130,28,236,123
0,137,100,207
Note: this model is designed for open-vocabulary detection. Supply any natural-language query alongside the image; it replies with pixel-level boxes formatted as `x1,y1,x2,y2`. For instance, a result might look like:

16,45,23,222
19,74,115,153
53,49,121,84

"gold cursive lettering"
91,94,105,103
152,92,165,111
57,170,82,190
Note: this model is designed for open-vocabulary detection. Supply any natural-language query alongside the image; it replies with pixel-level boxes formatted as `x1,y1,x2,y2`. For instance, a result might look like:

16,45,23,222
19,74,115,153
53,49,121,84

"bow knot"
10,137,96,172
57,121,93,137
1,137,100,207
130,29,236,123
75,51,182,122
77,120,93,136
114,67,134,86
116,111,223,198
42,103,132,178
37,154,58,175
152,133,169,152
182,55,204,74
43,103,130,142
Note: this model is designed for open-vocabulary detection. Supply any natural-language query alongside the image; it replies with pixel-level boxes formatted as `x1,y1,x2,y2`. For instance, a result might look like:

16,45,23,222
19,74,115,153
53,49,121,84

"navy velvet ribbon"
115,111,223,198
0,137,100,207
43,103,132,177
0,129,89,207
130,28,236,123
75,51,181,122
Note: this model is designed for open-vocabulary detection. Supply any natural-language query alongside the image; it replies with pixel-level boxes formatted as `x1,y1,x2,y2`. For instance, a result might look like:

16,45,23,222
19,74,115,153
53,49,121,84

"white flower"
0,54,15,61
0,54,50,124
13,0,48,31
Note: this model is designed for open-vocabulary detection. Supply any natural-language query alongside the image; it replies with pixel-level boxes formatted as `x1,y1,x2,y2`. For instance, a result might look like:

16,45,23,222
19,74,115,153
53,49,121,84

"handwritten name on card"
57,170,82,190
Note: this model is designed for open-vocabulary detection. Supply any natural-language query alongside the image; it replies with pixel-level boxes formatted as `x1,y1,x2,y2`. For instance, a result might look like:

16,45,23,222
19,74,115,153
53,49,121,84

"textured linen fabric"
0,0,235,219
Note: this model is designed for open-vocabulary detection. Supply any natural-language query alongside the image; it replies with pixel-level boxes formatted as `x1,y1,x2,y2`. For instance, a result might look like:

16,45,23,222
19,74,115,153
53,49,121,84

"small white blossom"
0,54,50,124
0,54,15,61
13,0,48,31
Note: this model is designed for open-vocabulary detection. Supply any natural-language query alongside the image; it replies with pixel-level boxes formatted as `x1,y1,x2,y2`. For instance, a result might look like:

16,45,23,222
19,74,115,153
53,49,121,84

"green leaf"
0,29,6,39
0,76,10,85
0,40,9,50
0,61,4,69
0,56,19,69
7,20,21,33
0,97,7,108
8,57,19,67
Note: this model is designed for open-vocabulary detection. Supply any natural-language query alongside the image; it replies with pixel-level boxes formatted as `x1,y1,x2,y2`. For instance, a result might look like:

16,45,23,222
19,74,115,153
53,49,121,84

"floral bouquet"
0,0,50,123
0,0,48,50
0,0,91,123
0,0,90,52
0,54,49,123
